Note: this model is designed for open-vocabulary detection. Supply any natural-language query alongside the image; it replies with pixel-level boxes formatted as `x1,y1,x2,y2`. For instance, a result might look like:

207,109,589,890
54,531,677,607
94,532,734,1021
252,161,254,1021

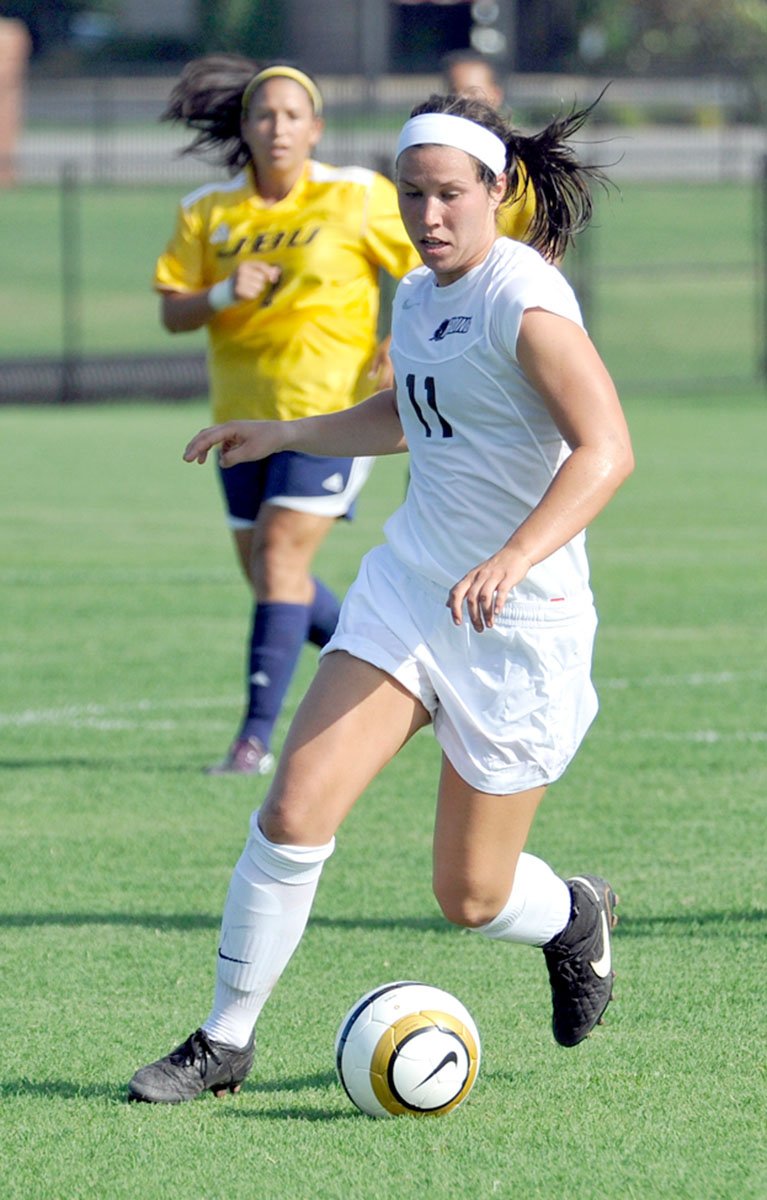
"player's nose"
422,195,442,227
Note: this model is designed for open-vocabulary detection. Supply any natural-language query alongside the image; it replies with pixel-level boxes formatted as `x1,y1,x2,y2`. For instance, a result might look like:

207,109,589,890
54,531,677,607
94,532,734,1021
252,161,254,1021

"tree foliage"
575,0,767,77
6,0,767,106
197,0,285,60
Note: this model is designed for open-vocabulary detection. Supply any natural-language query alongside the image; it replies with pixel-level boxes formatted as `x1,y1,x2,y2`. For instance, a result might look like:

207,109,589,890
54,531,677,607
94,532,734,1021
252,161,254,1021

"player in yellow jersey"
442,49,537,244
155,56,420,774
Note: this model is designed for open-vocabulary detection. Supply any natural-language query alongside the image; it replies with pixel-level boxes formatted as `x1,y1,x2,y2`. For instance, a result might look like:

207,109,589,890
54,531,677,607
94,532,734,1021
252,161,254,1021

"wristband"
207,277,236,312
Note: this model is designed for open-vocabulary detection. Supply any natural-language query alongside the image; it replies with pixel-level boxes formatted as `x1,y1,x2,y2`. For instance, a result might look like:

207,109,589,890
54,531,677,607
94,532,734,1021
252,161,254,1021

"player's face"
397,145,505,287
242,77,323,183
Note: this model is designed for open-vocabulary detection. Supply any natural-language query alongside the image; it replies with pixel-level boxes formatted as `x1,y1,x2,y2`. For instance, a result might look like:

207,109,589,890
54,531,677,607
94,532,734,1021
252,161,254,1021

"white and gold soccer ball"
334,981,481,1118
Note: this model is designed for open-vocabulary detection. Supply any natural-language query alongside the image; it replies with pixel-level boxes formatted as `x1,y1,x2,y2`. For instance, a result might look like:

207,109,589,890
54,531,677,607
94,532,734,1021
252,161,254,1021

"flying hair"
407,90,612,261
160,54,321,174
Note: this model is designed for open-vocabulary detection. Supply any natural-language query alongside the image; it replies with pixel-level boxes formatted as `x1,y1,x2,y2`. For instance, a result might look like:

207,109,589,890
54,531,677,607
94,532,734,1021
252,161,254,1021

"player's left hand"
447,548,533,632
183,420,286,467
368,336,394,388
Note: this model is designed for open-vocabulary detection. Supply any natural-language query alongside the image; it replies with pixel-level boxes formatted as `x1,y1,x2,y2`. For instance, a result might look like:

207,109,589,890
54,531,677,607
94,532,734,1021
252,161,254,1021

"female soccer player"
155,55,420,774
129,92,634,1102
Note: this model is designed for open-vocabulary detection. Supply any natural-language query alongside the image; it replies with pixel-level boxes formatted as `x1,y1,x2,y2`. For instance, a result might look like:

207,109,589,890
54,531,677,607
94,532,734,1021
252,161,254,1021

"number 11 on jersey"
405,374,454,439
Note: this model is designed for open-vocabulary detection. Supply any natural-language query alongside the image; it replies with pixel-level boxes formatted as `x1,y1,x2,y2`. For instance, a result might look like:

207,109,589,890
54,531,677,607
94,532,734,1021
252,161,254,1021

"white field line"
0,668,764,735
598,669,765,690
0,696,239,730
612,729,767,744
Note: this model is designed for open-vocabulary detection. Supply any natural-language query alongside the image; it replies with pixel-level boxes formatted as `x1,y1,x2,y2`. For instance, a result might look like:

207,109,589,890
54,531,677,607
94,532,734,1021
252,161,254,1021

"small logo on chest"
430,315,472,341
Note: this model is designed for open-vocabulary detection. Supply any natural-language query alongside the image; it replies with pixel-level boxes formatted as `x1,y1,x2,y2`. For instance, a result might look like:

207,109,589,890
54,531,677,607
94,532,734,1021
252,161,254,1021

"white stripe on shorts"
267,456,375,518
225,457,375,529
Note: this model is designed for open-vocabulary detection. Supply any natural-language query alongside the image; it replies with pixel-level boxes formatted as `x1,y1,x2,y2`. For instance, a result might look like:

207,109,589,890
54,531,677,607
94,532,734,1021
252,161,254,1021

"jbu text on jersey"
215,225,321,258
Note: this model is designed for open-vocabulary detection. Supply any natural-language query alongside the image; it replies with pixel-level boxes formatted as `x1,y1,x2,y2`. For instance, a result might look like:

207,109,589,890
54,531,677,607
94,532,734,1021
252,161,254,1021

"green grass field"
1,393,765,1198
0,180,762,390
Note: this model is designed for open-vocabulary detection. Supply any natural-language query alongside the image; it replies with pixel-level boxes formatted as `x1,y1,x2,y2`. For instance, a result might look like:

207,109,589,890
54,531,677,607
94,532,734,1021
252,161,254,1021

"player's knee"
433,881,499,929
258,795,333,848
246,806,336,885
258,803,303,846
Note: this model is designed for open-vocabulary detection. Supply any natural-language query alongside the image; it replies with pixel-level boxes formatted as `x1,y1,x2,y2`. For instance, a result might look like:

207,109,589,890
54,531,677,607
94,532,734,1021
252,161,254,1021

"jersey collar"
246,160,312,209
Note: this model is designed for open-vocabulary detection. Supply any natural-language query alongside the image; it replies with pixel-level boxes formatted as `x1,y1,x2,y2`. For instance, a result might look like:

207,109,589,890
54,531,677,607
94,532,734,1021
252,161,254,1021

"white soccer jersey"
385,237,592,604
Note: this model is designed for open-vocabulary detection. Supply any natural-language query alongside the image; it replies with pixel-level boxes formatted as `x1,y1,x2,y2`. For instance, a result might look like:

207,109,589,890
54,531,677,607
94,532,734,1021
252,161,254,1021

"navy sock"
240,602,311,748
308,577,341,648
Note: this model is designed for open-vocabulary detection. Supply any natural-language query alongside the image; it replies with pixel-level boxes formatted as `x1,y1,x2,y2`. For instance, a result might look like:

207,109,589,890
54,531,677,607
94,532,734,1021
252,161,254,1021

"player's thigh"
432,754,546,927
250,504,336,598
250,448,370,592
260,649,432,846
216,457,263,586
230,512,333,597
232,527,255,581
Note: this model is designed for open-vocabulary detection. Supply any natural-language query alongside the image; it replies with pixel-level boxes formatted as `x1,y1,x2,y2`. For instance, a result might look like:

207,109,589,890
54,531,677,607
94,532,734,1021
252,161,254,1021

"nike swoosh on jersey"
402,298,420,309
590,910,612,978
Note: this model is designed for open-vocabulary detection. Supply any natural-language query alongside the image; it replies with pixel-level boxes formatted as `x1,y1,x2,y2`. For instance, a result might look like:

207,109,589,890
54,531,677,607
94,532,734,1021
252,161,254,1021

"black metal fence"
1,72,765,402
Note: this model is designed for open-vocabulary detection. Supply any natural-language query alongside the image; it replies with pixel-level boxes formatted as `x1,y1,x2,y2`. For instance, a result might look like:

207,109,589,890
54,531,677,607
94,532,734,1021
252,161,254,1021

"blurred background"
0,0,765,401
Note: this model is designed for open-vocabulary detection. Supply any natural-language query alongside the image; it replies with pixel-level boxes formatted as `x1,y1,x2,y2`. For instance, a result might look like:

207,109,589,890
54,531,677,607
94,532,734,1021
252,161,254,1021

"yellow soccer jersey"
497,160,536,241
154,161,421,423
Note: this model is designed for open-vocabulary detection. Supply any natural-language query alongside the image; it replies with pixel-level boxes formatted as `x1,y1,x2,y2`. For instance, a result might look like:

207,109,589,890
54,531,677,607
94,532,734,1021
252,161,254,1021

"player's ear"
490,171,507,210
308,115,324,150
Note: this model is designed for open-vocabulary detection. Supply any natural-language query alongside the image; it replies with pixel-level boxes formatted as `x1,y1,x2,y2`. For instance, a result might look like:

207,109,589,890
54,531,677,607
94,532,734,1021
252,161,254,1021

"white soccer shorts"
321,543,599,796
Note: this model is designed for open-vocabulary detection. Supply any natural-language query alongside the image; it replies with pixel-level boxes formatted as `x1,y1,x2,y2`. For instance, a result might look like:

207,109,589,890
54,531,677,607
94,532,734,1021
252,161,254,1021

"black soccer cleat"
128,1028,255,1104
542,874,618,1048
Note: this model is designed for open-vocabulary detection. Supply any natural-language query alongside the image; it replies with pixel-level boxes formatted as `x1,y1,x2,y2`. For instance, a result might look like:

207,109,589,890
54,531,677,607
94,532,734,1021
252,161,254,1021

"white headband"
396,113,507,177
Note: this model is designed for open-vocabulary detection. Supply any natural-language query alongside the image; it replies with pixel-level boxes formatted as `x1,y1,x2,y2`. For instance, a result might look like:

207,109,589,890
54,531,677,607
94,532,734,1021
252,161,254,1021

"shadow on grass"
217,1104,358,1122
0,1072,357,1122
247,1070,337,1095
0,757,214,775
215,1070,359,1122
0,912,453,934
0,1079,126,1102
616,909,767,935
1,909,764,936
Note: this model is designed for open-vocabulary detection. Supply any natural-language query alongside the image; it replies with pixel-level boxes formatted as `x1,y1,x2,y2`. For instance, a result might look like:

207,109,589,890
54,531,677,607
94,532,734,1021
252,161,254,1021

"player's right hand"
230,261,281,303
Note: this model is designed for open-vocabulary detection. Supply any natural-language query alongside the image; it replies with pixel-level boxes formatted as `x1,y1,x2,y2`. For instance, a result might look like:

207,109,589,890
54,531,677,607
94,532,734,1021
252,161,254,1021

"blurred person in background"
442,49,537,247
155,55,420,775
441,48,506,109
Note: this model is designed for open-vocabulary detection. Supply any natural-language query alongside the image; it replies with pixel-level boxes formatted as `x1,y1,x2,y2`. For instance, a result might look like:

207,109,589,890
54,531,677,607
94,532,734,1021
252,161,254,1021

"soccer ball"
334,980,481,1118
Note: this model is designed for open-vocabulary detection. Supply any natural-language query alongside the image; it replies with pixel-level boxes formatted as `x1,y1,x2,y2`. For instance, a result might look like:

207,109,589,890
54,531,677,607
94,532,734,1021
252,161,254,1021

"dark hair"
406,92,609,261
161,54,320,174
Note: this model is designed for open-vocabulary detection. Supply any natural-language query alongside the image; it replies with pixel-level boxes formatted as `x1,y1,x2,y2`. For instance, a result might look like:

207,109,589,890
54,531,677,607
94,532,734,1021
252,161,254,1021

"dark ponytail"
408,92,609,261
161,54,259,173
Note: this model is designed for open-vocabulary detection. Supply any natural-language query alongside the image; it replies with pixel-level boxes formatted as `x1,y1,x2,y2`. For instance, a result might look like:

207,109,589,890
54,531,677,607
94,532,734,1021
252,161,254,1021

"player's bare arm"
447,309,634,632
159,262,282,333
184,387,407,467
512,309,634,551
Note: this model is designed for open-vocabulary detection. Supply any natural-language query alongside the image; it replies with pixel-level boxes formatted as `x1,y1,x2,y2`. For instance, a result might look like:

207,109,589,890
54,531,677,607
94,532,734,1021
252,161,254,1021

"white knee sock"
202,811,335,1048
473,852,571,947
